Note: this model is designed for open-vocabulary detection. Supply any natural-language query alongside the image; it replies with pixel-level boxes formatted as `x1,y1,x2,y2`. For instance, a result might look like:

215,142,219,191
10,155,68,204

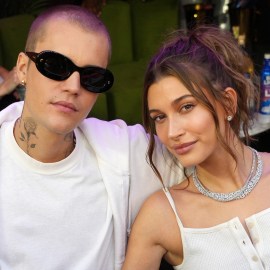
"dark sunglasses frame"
25,50,114,93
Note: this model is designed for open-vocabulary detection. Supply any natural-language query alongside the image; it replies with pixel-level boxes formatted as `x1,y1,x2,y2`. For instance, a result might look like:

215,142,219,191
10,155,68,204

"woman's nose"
168,117,185,140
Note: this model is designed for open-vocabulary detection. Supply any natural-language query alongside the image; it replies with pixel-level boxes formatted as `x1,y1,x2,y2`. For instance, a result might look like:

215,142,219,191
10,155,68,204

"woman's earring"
227,115,233,122
21,80,26,86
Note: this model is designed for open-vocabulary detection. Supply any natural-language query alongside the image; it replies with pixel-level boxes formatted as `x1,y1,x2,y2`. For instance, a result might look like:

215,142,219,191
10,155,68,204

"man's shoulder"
0,101,22,126
80,117,146,137
78,118,149,158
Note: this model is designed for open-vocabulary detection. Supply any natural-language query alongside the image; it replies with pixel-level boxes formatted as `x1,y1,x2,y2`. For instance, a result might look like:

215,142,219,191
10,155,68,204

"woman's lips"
172,141,196,155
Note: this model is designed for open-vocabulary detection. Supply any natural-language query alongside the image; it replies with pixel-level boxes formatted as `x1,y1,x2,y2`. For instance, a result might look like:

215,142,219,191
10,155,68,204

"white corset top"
163,188,270,270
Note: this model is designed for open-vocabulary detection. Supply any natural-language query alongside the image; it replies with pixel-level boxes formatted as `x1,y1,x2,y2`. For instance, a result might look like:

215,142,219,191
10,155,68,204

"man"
0,5,182,270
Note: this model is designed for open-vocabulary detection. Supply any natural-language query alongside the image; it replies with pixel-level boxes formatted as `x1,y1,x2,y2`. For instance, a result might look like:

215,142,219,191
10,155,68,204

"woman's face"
147,76,226,168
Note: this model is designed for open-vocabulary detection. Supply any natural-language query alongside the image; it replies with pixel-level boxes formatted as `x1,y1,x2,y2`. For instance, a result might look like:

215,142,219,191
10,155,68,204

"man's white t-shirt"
0,119,114,269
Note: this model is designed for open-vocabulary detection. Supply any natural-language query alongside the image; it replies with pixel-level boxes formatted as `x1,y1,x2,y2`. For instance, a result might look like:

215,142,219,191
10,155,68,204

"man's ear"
224,87,237,115
16,52,29,82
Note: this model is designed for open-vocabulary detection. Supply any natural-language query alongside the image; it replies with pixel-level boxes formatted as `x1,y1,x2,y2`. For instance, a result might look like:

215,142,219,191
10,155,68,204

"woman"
122,25,270,269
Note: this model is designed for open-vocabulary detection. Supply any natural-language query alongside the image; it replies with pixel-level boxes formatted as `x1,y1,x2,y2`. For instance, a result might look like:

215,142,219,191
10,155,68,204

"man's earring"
227,115,233,121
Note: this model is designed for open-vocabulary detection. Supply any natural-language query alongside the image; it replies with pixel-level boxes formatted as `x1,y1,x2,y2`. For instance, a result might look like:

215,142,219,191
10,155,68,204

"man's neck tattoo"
18,117,37,154
64,132,77,157
16,117,76,157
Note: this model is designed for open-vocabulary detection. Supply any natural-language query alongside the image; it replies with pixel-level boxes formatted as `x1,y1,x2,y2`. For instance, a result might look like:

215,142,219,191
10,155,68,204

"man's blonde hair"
25,4,111,59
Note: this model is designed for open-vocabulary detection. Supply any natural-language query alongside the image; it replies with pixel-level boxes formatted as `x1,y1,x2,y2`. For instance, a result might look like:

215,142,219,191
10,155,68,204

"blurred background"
0,1,270,269
0,0,270,128
1,0,269,69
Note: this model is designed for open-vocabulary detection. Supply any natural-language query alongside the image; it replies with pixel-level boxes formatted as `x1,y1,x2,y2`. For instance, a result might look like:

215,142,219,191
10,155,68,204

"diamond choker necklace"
192,147,263,202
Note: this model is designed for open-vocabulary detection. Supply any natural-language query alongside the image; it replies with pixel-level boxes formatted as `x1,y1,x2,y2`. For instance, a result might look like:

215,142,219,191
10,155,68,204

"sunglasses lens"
81,68,113,93
38,53,71,80
29,51,114,93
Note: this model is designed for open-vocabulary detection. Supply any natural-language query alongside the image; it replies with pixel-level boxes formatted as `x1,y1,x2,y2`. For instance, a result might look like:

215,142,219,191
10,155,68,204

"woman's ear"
16,52,29,82
224,87,237,116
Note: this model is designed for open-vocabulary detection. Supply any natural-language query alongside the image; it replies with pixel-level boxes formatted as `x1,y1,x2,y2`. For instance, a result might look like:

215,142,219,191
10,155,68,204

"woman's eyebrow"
149,94,193,114
172,94,193,106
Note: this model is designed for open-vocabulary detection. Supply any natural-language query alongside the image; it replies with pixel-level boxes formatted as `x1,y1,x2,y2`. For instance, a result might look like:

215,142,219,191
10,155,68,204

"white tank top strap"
162,187,184,229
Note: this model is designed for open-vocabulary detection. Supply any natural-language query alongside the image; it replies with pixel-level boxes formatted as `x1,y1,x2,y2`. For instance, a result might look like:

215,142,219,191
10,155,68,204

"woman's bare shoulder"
134,187,182,229
260,151,270,174
140,188,172,214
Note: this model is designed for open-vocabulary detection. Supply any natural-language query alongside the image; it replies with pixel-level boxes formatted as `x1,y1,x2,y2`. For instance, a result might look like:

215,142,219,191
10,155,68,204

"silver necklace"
192,147,263,202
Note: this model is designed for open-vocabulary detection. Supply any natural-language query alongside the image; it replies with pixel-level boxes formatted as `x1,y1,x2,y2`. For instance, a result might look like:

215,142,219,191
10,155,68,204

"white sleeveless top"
163,188,270,270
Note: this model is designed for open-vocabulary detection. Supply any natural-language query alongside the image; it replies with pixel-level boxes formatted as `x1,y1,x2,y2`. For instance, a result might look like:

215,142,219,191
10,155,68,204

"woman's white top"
163,188,270,270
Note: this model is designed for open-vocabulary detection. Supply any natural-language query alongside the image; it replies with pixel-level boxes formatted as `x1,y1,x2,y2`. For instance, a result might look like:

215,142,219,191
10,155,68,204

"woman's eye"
181,103,194,112
151,114,165,122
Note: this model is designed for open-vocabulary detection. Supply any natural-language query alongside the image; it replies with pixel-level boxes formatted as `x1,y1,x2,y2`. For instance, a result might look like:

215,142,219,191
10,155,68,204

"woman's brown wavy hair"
142,25,260,185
